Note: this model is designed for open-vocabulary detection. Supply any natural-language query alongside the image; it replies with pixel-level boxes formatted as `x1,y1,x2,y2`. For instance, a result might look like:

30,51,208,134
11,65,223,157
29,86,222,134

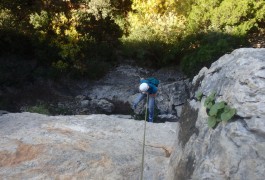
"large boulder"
167,48,265,179
0,112,176,179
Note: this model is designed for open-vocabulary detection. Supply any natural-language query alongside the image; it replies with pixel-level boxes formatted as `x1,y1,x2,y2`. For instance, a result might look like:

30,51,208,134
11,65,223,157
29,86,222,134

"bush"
72,41,117,79
187,0,265,36
178,0,264,77
120,0,186,68
179,32,249,76
26,103,50,115
28,7,122,80
121,39,177,68
0,8,16,29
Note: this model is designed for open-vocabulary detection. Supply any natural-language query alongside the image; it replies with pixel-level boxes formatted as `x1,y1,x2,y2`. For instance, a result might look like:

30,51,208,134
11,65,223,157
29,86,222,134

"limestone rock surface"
81,65,190,120
167,48,265,180
0,112,176,179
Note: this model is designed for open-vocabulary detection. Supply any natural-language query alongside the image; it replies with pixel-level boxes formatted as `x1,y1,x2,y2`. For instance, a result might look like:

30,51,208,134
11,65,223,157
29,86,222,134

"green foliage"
221,106,236,121
209,101,225,116
175,0,195,16
29,10,50,30
204,91,216,109
121,39,178,68
0,8,16,29
81,59,111,80
125,0,186,43
52,60,69,72
85,0,114,19
120,0,263,76
0,0,264,83
25,102,74,115
187,0,265,35
197,91,237,128
0,0,126,81
195,91,203,101
177,0,264,76
120,0,188,67
208,116,218,128
179,32,249,77
26,103,50,115
28,1,123,79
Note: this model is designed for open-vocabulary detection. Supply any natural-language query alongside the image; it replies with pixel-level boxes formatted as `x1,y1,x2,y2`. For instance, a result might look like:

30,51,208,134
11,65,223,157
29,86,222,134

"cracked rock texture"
0,113,176,179
167,48,265,180
80,65,190,120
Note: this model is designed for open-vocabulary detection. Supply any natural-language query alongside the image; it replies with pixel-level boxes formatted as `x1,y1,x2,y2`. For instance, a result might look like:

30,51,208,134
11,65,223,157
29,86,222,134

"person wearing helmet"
132,78,158,123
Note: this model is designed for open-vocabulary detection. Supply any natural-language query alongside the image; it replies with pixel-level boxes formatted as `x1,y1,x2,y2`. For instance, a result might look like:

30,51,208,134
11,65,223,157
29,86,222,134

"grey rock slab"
167,48,265,180
0,112,176,180
198,48,265,119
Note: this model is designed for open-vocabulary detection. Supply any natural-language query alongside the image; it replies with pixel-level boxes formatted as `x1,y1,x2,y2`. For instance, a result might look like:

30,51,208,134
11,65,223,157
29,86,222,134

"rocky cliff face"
167,48,265,179
1,48,264,180
0,113,176,179
1,63,189,122
74,65,190,122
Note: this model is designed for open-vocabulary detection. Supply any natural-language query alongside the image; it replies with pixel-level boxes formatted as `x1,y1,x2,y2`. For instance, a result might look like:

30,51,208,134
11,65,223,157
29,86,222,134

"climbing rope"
140,94,149,180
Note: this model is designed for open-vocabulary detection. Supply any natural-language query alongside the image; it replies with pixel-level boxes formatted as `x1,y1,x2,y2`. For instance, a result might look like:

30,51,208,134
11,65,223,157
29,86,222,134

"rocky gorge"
0,48,265,179
0,62,190,122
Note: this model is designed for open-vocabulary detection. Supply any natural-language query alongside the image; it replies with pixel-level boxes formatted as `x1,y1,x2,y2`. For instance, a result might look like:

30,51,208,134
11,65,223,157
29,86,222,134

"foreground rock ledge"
0,112,176,179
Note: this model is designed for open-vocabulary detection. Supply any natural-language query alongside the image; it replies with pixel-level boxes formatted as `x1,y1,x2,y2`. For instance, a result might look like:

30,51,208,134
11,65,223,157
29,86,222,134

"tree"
188,0,265,35
124,0,186,43
0,0,129,79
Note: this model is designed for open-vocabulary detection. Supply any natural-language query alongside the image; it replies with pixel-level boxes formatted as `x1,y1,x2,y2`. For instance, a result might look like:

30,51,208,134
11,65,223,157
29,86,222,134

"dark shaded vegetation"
179,32,249,76
0,0,264,111
0,0,130,83
120,0,264,75
1,0,264,81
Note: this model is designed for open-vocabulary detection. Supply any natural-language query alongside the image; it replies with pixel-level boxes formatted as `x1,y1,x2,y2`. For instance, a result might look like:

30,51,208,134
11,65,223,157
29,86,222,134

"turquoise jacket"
140,79,158,94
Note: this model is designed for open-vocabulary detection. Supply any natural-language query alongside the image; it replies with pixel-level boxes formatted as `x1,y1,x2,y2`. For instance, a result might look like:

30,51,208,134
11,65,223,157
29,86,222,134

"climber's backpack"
146,77,159,87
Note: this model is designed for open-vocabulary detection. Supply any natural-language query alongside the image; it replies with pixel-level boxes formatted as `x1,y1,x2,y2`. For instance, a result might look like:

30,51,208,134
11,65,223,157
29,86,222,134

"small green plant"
195,91,203,101
26,103,50,115
196,91,236,128
204,91,216,109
